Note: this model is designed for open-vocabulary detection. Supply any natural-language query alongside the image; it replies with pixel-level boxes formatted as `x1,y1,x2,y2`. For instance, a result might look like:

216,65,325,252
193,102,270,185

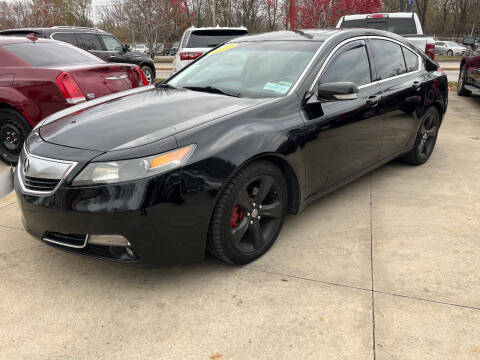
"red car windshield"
4,42,104,67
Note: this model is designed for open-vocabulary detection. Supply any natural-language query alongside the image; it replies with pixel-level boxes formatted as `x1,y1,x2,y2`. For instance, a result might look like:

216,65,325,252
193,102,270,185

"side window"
319,40,371,86
402,47,419,72
101,35,123,52
51,33,77,46
76,33,103,51
371,39,407,79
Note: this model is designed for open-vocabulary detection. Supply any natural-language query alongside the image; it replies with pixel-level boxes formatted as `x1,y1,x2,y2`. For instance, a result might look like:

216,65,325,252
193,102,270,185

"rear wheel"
0,109,31,165
208,161,287,265
457,65,471,97
401,107,440,166
141,65,154,84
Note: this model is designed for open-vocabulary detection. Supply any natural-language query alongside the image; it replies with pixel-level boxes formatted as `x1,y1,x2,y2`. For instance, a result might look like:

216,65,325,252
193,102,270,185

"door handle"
367,95,381,107
412,81,421,90
109,55,116,58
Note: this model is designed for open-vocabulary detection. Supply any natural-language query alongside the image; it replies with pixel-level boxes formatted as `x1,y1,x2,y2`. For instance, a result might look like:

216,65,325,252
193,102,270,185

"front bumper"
15,165,217,266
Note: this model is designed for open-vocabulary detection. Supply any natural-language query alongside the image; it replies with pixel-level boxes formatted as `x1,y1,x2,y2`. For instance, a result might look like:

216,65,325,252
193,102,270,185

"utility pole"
212,0,216,26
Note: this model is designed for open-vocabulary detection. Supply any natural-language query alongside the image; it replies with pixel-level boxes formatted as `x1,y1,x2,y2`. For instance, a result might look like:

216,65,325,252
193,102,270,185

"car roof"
187,26,247,31
0,35,57,46
233,28,408,43
342,12,418,20
0,26,107,35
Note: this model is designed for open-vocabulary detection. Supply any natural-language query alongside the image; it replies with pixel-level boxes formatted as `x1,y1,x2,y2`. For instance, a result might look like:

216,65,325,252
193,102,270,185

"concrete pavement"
1,93,480,359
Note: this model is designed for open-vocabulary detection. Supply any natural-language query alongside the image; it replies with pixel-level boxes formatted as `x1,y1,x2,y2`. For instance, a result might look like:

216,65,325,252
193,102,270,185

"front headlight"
72,144,195,186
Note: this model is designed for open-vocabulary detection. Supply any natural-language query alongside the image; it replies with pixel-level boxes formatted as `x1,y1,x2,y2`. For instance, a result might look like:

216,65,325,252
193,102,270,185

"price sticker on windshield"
210,43,238,55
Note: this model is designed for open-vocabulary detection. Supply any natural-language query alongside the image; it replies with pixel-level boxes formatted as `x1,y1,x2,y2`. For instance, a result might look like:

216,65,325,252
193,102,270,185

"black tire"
457,65,471,97
401,107,440,166
141,65,154,84
447,49,453,56
0,109,31,165
208,161,288,265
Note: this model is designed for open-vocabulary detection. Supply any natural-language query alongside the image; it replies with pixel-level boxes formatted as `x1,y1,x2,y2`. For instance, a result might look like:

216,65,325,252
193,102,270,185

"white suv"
172,26,248,73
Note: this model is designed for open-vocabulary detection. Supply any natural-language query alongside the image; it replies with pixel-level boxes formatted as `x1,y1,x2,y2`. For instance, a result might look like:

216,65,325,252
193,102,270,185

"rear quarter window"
4,42,104,67
402,47,419,72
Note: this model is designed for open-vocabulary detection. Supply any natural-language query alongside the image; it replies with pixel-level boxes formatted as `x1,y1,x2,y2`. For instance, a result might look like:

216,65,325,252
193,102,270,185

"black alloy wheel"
208,161,287,264
141,65,154,84
457,65,471,97
401,107,440,166
0,109,31,165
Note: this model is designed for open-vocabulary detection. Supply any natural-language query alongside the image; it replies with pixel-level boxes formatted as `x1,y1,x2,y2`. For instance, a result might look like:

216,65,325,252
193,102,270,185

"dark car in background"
0,35,149,164
458,34,480,96
0,26,156,84
15,29,447,266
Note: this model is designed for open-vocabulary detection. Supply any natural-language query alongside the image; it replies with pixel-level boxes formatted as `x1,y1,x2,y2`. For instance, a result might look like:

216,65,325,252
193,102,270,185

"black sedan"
15,29,448,266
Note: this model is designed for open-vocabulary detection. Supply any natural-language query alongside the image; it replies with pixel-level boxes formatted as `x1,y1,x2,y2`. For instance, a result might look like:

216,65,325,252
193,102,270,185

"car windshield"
167,41,320,99
4,42,104,67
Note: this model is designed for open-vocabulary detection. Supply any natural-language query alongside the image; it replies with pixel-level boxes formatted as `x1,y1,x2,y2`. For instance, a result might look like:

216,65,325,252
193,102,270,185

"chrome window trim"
288,40,327,95
308,35,423,92
17,145,78,196
43,234,89,249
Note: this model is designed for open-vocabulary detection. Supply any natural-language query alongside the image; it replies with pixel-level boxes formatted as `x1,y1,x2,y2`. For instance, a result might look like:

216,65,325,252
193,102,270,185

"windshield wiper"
157,82,176,89
182,85,240,98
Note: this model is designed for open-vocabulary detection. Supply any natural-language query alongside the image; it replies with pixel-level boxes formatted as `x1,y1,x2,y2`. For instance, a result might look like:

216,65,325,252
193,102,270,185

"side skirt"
299,150,408,213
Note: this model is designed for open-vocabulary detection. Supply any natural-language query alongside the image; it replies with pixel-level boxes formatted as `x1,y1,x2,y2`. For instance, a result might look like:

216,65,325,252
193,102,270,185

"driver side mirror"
317,82,359,101
463,37,475,46
123,43,130,52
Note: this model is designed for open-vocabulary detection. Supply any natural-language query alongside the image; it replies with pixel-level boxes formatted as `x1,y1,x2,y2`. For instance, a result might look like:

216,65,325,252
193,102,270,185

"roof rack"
50,26,105,32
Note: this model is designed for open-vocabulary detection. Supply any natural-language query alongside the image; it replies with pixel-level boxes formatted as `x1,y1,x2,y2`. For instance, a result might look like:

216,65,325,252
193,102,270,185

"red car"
0,35,148,164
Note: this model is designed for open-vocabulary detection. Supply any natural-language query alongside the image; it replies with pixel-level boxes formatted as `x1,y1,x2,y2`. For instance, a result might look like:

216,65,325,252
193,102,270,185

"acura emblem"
23,156,30,174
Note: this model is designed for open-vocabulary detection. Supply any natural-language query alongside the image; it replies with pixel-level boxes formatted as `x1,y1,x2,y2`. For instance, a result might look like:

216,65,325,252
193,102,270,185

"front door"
303,39,384,195
98,34,128,64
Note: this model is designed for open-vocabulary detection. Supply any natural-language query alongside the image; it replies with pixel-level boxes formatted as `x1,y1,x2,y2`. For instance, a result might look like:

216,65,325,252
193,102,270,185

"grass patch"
436,55,462,61
448,81,458,91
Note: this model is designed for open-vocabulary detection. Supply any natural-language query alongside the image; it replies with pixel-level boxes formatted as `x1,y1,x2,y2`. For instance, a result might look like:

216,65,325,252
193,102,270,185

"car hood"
39,87,266,152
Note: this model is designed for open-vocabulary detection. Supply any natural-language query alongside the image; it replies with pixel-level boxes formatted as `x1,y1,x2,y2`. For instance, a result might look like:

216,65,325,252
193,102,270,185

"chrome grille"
23,176,60,192
17,146,77,195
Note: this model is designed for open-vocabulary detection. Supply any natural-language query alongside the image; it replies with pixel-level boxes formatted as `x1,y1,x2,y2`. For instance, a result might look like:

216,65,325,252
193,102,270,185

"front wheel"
208,161,288,265
141,65,154,84
401,107,440,166
0,109,31,165
447,49,453,56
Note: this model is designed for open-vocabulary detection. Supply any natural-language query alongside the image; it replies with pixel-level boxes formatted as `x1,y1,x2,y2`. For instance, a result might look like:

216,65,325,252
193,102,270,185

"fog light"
88,235,130,246
125,247,135,258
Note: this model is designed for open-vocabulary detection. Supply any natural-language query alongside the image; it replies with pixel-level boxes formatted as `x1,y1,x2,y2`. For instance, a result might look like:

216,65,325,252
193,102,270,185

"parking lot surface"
1,94,480,359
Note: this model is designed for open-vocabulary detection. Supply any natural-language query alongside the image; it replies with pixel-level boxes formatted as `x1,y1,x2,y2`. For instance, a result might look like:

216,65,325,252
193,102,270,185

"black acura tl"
15,29,448,266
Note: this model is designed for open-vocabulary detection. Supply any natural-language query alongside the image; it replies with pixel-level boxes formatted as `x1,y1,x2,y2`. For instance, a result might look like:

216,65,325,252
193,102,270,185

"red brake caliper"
232,205,243,228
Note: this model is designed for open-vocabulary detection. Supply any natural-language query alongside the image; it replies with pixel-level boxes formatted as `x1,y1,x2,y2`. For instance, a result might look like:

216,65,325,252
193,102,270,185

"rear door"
75,33,106,59
369,38,424,159
303,39,384,193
